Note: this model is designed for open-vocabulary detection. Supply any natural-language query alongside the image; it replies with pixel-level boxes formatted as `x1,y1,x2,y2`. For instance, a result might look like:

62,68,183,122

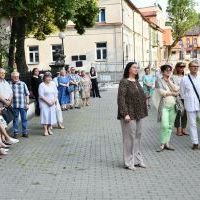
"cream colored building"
25,0,164,72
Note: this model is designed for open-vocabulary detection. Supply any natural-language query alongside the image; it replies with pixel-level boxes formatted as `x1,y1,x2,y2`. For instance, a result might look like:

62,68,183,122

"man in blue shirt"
11,71,30,138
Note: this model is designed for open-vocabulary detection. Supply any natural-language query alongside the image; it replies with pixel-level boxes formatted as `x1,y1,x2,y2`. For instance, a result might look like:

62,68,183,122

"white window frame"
28,46,39,64
96,8,106,23
51,44,62,62
96,42,107,61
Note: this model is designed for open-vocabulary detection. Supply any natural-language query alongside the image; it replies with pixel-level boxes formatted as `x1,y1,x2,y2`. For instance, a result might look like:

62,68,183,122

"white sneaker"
125,165,136,171
6,138,19,145
138,163,146,168
3,148,9,152
0,148,8,155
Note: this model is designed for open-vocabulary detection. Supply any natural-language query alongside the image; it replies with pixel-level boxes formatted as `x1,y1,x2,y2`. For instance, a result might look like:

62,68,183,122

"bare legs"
82,98,90,107
43,124,53,136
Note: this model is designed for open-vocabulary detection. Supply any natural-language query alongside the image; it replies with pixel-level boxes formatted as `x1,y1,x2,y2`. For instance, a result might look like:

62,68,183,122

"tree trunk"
15,17,28,73
8,17,17,69
166,46,172,62
0,53,2,68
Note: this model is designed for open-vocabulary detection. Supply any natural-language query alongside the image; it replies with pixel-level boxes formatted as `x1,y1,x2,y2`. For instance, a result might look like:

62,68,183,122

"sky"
132,0,200,17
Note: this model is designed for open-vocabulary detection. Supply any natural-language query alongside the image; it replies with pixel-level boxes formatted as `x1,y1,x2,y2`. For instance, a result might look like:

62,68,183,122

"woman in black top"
89,67,101,98
31,68,42,116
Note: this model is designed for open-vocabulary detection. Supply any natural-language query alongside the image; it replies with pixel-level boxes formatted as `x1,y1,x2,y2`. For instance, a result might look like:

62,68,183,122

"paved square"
0,89,200,200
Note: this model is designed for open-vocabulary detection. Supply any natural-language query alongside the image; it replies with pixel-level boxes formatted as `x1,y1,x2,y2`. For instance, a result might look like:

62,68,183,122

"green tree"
166,0,199,58
0,0,99,73
0,23,9,68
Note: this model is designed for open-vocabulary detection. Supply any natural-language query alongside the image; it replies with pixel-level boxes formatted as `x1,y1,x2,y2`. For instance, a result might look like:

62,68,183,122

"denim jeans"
13,108,28,135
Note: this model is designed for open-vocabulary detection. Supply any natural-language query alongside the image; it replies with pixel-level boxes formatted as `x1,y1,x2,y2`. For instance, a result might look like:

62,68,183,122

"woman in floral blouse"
117,62,148,171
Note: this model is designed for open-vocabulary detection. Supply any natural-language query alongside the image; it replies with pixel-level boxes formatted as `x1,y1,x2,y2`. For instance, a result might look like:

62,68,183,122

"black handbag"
2,106,15,124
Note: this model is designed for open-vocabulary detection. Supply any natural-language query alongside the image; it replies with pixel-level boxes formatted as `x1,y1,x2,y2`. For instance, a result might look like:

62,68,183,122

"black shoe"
98,96,101,98
75,107,81,109
13,134,20,139
22,134,29,138
192,144,199,150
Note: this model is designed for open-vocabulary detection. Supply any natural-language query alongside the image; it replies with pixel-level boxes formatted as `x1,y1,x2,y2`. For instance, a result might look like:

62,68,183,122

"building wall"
170,35,200,64
25,0,163,72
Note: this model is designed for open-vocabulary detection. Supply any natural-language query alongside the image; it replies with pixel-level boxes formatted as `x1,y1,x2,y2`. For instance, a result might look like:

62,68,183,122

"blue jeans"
13,108,28,135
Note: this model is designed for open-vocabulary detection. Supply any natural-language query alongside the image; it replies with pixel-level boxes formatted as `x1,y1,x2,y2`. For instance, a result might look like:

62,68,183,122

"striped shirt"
11,81,30,108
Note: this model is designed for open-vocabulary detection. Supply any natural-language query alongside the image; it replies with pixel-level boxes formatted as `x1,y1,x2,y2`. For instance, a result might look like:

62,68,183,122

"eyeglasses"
179,65,185,68
190,65,199,68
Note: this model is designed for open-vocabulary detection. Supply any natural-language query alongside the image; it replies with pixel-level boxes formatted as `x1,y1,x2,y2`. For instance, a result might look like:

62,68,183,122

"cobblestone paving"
1,89,200,200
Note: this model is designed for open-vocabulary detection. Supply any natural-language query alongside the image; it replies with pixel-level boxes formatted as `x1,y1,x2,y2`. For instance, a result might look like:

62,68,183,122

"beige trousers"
120,119,144,167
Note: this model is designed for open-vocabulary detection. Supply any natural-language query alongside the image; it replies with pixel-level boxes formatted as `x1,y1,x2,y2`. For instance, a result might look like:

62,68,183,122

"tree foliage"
0,23,10,68
0,0,99,72
167,0,199,48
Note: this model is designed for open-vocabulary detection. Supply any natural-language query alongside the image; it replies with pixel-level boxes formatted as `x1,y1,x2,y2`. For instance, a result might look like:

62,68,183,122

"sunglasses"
178,65,185,68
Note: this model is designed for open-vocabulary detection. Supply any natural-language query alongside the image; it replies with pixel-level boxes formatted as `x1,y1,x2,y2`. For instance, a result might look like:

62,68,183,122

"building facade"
170,26,200,63
25,0,164,72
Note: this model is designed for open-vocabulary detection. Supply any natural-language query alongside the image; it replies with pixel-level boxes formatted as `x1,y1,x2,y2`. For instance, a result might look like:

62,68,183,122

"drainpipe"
133,11,136,62
142,20,144,68
121,0,125,69
149,26,152,66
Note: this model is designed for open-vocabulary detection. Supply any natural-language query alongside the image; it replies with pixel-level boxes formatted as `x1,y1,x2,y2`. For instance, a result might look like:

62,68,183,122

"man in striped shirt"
11,72,30,138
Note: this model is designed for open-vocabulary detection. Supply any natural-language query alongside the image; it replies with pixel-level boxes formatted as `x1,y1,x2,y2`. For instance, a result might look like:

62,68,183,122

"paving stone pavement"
1,89,200,200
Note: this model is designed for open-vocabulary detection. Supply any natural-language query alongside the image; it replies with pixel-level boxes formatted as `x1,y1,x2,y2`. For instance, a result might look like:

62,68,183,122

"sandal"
176,128,183,136
156,145,165,152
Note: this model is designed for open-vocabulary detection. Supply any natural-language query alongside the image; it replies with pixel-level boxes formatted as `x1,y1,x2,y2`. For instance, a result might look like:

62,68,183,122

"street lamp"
58,32,66,55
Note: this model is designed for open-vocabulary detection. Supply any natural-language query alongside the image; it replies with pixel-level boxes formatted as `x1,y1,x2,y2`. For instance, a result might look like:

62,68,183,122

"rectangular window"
96,42,107,60
72,55,79,61
96,8,106,23
29,46,39,64
76,61,83,67
79,55,86,60
186,50,191,55
52,44,62,62
193,38,197,45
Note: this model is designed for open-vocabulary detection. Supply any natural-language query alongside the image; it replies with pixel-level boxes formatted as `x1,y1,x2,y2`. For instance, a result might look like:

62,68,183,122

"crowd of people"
0,66,101,157
118,60,200,170
1,60,200,171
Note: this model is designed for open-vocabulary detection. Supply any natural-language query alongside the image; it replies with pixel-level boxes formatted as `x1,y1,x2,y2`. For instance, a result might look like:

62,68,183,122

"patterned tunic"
117,79,148,120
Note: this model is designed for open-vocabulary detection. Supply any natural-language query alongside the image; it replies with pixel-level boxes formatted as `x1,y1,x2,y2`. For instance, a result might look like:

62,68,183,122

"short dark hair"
123,62,139,80
144,67,150,72
160,64,172,73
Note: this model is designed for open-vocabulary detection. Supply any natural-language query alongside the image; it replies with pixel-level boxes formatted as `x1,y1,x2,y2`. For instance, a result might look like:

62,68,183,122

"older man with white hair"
180,60,200,150
11,71,30,138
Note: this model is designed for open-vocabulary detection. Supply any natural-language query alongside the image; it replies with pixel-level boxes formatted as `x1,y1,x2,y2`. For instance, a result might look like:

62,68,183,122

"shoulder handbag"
166,80,185,116
2,106,15,124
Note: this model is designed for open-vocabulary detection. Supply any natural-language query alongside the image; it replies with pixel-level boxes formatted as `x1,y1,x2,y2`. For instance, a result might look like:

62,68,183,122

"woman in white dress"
39,72,58,136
